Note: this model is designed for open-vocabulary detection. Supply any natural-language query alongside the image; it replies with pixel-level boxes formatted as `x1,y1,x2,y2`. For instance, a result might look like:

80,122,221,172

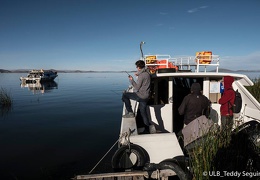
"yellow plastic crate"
145,55,157,64
196,51,212,64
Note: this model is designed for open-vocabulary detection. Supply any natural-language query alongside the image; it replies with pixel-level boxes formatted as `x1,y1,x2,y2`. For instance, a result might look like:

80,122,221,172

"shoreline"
1,69,260,73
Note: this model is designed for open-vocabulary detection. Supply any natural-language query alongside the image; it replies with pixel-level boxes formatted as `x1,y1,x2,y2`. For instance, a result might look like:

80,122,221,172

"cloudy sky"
1,0,260,71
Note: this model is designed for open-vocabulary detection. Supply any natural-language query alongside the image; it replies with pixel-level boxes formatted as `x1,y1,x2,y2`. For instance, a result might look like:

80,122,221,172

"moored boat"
20,69,58,83
74,44,260,180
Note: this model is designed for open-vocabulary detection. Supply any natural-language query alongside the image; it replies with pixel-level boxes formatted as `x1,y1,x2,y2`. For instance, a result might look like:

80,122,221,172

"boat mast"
140,41,145,60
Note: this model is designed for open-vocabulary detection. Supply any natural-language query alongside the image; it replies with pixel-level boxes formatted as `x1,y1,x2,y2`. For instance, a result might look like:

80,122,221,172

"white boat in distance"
20,69,58,83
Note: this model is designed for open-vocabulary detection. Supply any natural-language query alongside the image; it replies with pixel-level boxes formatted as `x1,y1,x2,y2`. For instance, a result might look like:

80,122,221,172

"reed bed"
246,77,260,103
0,87,12,107
187,127,232,180
188,125,260,180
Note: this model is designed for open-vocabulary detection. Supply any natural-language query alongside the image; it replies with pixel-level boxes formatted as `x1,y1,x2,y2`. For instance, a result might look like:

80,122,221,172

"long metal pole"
140,41,145,60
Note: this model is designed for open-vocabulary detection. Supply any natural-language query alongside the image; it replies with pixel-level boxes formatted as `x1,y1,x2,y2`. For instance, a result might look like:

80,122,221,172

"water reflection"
20,81,58,94
0,106,12,118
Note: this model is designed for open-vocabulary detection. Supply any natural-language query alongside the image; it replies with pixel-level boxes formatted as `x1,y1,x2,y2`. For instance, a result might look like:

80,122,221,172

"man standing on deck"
122,60,151,133
178,83,211,126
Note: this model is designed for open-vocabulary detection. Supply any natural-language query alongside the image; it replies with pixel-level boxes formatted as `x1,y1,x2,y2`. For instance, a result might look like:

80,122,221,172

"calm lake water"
0,71,259,180
0,73,129,180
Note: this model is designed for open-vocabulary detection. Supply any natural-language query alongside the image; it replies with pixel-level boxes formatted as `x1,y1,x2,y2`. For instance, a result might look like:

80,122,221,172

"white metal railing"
171,55,220,72
144,54,220,73
145,55,173,71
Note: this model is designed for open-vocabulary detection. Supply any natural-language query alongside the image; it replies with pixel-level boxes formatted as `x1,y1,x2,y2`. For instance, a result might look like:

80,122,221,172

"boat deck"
20,77,41,83
73,170,176,180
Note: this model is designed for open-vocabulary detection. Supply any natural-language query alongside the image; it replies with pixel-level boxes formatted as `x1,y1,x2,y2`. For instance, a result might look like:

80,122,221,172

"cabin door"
147,77,174,133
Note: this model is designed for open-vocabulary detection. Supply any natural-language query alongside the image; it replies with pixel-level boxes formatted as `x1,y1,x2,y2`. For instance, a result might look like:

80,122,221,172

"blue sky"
1,0,260,71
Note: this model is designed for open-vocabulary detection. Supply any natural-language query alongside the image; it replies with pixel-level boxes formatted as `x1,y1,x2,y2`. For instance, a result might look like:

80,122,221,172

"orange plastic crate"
196,51,212,64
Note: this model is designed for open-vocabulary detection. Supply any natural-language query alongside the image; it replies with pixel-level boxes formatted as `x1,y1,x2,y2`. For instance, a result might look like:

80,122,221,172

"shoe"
149,125,156,134
139,126,150,134
122,112,135,118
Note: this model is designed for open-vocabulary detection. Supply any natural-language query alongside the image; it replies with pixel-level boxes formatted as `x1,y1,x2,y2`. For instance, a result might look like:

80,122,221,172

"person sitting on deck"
122,60,151,133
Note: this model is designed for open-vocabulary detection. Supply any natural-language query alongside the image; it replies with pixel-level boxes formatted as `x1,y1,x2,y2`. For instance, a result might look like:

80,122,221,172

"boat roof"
145,54,254,86
30,69,56,73
154,72,253,86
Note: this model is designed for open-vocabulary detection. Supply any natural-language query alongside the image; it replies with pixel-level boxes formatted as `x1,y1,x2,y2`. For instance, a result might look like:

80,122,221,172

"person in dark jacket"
219,76,235,130
122,60,151,133
178,83,210,126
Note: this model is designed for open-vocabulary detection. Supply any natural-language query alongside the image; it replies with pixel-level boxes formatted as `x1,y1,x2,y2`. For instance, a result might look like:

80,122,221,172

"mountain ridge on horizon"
0,68,259,73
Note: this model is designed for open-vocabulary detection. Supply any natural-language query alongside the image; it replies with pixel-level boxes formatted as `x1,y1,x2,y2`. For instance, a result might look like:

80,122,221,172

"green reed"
246,77,260,103
0,87,12,107
187,127,232,180
188,124,260,180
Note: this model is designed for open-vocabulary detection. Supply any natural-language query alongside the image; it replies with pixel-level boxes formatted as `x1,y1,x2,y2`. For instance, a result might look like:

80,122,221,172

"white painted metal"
129,133,184,163
233,80,260,122
148,104,173,132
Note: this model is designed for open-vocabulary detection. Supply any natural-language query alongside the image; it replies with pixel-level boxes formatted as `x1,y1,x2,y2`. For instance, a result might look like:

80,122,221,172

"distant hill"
212,68,260,73
0,69,123,73
236,70,260,72
0,69,12,73
0,68,259,73
217,68,234,72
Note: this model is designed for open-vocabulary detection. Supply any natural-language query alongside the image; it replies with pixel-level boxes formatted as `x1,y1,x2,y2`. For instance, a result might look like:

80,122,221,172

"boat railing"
171,55,220,72
144,54,220,73
144,55,177,73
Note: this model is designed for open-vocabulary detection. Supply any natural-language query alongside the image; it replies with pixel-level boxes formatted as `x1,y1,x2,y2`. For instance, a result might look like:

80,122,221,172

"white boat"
20,69,58,83
110,52,260,179
74,49,260,180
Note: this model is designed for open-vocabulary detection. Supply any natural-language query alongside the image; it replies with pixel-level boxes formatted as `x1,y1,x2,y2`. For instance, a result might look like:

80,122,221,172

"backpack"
232,89,242,113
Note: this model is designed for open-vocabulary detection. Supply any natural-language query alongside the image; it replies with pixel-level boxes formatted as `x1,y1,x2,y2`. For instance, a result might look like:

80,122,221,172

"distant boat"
20,69,58,83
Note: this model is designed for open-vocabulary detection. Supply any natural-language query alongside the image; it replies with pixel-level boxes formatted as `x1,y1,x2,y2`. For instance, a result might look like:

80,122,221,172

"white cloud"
187,6,209,13
221,51,260,70
159,12,168,15
188,8,198,13
200,6,208,9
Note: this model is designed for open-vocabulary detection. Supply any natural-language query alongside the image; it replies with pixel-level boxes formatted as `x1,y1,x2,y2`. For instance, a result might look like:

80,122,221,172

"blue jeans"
122,92,150,127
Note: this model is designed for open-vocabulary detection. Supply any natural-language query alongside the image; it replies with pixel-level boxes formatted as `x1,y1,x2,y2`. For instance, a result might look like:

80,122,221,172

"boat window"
149,77,169,105
209,78,223,103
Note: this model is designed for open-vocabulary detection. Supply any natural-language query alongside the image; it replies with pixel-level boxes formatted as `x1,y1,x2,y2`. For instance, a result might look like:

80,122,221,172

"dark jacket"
219,76,235,116
178,83,210,125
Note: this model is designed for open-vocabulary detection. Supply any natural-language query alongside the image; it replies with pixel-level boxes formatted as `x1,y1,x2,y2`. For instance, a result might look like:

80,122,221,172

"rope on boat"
88,130,131,174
